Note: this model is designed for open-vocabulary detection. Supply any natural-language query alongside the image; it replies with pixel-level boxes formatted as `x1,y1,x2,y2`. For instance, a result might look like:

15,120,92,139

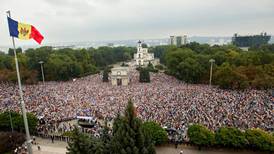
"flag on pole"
7,17,44,44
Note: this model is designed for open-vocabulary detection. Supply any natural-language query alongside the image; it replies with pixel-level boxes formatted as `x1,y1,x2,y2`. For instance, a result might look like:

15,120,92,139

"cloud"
0,0,273,46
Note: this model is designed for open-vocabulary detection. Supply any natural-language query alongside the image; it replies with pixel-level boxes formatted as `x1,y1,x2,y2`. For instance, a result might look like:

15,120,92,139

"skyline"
0,0,274,46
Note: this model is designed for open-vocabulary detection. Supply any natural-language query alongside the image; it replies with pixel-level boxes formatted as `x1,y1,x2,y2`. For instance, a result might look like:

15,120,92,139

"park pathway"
33,137,266,154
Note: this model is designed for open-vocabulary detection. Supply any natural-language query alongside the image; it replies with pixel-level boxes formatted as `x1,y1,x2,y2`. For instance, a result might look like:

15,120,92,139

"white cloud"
0,0,273,46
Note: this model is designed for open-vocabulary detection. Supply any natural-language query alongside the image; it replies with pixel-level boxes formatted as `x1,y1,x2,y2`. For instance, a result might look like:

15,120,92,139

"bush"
187,124,214,149
215,127,247,149
186,124,274,152
245,128,274,152
142,121,168,145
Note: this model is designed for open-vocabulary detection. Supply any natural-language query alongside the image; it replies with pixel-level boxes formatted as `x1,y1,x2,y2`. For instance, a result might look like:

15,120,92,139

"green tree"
101,121,111,154
67,127,104,154
150,45,175,64
142,121,168,145
8,47,22,56
165,48,195,76
139,68,150,83
103,68,109,82
177,57,202,83
45,54,75,81
214,63,248,89
146,62,158,73
187,124,214,150
110,100,155,154
0,111,38,134
215,127,247,149
0,54,13,70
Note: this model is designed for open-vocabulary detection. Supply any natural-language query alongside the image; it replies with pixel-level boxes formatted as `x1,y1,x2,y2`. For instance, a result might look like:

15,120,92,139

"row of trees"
0,111,38,134
1,43,273,89
188,124,274,152
67,100,168,154
151,43,274,89
0,46,135,83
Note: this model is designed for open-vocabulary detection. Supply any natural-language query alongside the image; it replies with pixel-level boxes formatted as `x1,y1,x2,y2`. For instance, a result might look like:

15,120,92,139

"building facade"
232,33,271,50
134,40,159,66
170,35,187,46
110,67,129,86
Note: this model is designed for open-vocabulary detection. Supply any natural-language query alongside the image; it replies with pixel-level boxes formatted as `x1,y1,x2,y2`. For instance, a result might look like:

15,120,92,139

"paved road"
33,138,266,154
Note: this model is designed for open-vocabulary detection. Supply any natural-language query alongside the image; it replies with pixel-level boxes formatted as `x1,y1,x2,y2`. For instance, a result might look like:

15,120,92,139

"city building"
170,35,187,46
133,40,159,66
110,67,129,86
232,33,271,50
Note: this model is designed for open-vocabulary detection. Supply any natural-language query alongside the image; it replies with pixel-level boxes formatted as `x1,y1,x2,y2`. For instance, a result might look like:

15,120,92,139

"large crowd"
0,69,273,136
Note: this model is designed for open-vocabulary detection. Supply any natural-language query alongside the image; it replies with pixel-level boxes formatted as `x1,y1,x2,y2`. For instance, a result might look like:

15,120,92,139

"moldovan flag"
7,17,44,44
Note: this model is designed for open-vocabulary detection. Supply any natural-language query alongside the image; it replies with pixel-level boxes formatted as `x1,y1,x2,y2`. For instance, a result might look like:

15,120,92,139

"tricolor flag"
7,17,44,44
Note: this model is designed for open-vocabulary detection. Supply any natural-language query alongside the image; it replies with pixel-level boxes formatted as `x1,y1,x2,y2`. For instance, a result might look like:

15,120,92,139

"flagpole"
6,10,33,154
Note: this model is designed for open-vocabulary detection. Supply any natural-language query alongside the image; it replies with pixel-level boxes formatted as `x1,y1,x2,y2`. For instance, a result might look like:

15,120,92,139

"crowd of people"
0,69,273,136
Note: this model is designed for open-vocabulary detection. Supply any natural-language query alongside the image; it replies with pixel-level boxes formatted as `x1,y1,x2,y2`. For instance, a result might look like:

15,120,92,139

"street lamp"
38,61,45,84
209,59,215,86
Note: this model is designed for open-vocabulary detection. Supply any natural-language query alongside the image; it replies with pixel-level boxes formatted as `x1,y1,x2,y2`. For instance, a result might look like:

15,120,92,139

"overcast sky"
0,0,274,46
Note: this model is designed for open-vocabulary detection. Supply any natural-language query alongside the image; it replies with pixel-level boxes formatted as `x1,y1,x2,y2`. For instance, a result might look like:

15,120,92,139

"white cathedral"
133,40,159,66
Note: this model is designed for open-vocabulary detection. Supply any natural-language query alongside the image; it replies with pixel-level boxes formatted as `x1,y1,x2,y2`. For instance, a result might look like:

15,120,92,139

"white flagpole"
6,10,33,154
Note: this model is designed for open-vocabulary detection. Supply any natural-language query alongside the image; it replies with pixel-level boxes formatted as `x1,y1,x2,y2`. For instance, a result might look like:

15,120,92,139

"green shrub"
215,127,247,149
142,121,168,145
187,124,214,149
245,128,274,152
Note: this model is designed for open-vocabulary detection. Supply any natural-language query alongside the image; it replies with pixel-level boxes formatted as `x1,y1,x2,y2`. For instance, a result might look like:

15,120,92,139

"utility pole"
39,61,45,84
209,59,215,86
6,10,33,154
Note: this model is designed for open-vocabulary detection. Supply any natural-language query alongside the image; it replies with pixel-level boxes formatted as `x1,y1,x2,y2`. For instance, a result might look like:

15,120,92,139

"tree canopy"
0,46,135,82
139,68,150,83
157,42,274,89
0,111,38,134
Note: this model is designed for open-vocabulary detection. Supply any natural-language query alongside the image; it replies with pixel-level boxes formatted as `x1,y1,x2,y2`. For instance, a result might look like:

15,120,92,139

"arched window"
138,54,141,58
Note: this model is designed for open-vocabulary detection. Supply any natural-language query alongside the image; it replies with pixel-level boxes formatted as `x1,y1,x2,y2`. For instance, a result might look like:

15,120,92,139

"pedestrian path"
32,137,67,154
32,137,266,154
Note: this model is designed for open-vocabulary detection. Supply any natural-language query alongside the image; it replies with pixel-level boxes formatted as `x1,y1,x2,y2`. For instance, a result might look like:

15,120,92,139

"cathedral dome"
141,43,148,48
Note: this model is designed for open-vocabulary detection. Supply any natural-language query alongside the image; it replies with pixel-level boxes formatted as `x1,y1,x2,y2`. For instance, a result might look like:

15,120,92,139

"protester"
0,70,273,136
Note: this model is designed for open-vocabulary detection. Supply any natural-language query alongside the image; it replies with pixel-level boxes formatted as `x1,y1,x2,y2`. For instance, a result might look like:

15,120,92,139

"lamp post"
39,61,45,84
209,59,215,86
